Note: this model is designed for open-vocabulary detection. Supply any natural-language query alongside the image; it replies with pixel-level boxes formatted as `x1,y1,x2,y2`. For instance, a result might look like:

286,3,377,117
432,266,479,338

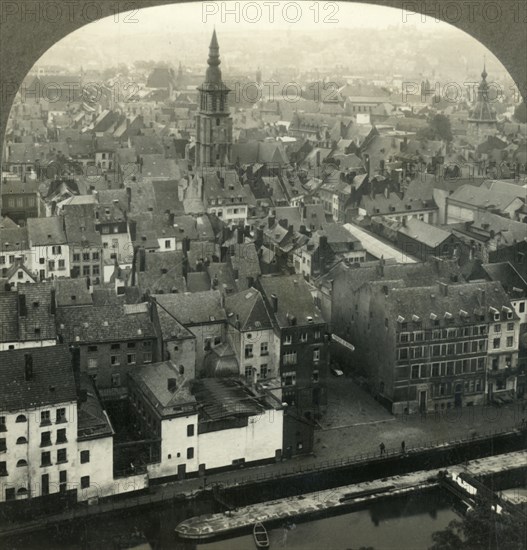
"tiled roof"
385,281,516,327
77,374,113,440
0,292,19,342
136,250,186,294
259,275,324,328
225,288,273,331
18,282,57,341
207,262,238,293
0,225,30,253
56,304,155,343
0,345,77,411
27,216,67,246
229,243,261,289
54,278,93,307
396,218,453,248
63,204,102,246
186,271,211,293
480,262,527,296
449,180,525,212
129,360,195,418
153,290,226,325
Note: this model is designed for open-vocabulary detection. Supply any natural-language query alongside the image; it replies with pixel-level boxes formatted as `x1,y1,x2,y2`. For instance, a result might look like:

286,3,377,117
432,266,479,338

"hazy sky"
34,1,507,80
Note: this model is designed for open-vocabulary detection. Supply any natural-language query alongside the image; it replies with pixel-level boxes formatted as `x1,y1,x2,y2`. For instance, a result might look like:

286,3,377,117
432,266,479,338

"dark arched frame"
0,0,525,148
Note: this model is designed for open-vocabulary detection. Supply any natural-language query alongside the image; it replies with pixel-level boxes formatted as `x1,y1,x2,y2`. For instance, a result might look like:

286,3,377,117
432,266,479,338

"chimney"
278,218,288,230
126,187,132,210
168,212,175,226
255,228,264,248
167,378,177,393
24,353,33,381
271,293,278,313
139,248,146,272
50,289,56,314
18,294,27,317
439,282,448,296
268,216,275,229
237,228,244,244
247,276,254,288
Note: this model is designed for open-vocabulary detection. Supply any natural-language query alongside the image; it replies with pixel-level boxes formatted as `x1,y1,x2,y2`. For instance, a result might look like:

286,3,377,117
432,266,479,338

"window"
432,363,439,377
82,252,90,261
300,333,308,343
57,448,67,464
0,438,5,452
80,450,90,464
40,431,51,447
187,447,194,459
283,372,296,386
313,348,320,361
143,352,152,363
312,370,320,382
284,335,292,345
41,451,51,467
111,373,121,387
411,365,419,379
41,474,49,495
506,336,513,347
187,424,194,437
245,344,253,358
16,436,27,445
80,476,90,489
127,354,136,365
48,260,55,271
314,330,321,339
283,351,297,365
260,364,268,379
92,252,99,260
245,366,253,379
493,338,500,349
494,324,501,333
260,342,269,355
0,461,7,476
0,417,5,432
56,429,67,444
88,358,97,371
399,348,408,360
82,265,90,276
400,333,409,343
520,302,525,313
110,355,120,366
165,240,171,249
52,245,62,255
111,343,121,350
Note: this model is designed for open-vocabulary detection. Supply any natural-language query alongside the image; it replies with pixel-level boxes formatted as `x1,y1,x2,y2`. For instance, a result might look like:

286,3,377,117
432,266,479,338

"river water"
3,488,459,550
196,489,458,550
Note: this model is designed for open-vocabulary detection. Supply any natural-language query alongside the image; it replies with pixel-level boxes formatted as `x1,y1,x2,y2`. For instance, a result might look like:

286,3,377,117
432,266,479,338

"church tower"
467,62,497,141
195,30,232,168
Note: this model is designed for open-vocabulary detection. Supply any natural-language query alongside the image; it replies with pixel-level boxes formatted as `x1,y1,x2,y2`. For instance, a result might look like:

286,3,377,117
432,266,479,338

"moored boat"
253,522,270,548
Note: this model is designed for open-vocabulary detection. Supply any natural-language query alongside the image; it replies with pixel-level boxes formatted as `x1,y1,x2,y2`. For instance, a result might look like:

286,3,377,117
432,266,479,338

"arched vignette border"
0,0,525,156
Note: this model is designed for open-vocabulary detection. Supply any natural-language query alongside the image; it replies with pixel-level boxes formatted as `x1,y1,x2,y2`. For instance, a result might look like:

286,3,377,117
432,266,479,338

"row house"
63,204,103,283
0,224,31,279
56,302,157,398
151,291,227,374
333,279,520,414
1,179,41,224
0,282,57,351
27,217,70,281
127,362,283,480
259,275,330,419
225,288,278,382
0,346,114,504
94,202,133,282
195,168,250,225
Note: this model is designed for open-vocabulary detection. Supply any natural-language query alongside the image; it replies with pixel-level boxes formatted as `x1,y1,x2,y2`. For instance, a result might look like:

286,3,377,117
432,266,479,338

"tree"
429,501,527,550
418,114,453,142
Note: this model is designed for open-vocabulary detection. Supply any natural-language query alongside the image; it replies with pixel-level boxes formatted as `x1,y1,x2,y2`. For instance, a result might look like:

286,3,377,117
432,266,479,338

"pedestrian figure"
401,440,406,453
379,442,386,456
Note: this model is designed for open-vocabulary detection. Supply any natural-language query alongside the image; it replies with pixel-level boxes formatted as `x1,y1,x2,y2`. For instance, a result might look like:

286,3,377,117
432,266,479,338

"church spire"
205,29,222,85
481,55,487,80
